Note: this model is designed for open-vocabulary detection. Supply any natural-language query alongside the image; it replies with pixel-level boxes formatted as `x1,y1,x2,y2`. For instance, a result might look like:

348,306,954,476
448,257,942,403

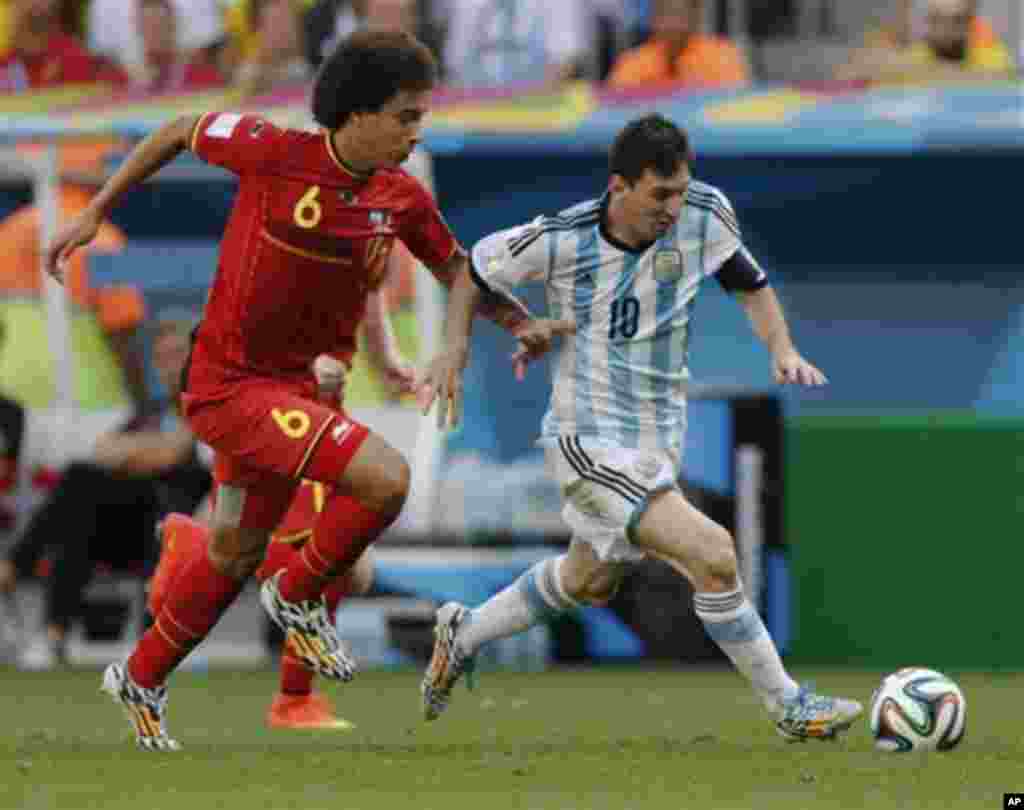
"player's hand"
44,208,103,284
509,318,575,381
416,343,469,430
312,354,348,406
379,356,418,395
773,349,828,387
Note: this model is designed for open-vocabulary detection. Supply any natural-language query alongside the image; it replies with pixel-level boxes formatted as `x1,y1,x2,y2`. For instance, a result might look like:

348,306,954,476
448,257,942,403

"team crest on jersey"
338,190,355,204
369,210,392,232
653,249,684,283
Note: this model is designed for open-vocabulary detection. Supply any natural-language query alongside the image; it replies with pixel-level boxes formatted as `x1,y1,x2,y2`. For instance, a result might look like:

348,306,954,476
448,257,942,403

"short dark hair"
312,29,437,130
609,114,693,184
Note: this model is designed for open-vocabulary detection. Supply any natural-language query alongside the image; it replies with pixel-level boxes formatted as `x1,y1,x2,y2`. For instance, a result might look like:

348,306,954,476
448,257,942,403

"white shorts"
545,436,680,564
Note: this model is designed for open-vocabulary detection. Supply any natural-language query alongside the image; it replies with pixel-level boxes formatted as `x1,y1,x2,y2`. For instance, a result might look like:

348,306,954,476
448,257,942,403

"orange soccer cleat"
266,692,356,731
147,514,208,617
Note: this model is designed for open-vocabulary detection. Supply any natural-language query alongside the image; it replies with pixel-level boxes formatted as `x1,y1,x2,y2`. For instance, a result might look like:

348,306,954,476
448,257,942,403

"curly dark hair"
312,29,437,130
609,114,694,184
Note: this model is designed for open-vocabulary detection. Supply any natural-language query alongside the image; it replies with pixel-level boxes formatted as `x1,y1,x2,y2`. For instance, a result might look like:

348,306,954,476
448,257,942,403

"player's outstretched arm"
45,115,201,283
363,285,417,395
428,251,533,336
417,261,480,429
736,285,828,387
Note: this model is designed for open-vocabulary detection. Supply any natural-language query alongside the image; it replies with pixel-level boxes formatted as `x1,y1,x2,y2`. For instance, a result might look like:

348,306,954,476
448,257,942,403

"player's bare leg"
634,489,862,741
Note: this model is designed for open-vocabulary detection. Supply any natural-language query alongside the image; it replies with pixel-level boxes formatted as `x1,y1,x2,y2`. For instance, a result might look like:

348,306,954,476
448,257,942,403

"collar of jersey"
599,192,656,255
324,132,375,181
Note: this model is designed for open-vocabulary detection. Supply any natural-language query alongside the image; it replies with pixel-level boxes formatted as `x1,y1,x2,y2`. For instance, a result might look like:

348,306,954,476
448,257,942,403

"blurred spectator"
127,0,226,92
0,140,153,551
232,0,311,98
0,1,89,52
0,309,212,670
864,0,1002,50
304,0,423,69
438,0,589,88
87,0,225,78
0,0,127,91
302,0,359,68
0,142,147,419
607,0,749,90
839,0,1013,83
589,0,633,81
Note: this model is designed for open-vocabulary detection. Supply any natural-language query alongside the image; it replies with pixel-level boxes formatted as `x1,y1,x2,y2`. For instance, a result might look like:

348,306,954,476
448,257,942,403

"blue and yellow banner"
1,79,1022,155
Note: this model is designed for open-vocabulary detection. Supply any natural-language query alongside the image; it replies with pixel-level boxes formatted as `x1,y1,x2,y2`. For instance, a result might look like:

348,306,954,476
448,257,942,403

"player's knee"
208,527,268,581
582,579,620,607
561,563,619,606
207,544,262,580
349,554,374,596
694,525,739,592
558,564,589,603
362,455,410,519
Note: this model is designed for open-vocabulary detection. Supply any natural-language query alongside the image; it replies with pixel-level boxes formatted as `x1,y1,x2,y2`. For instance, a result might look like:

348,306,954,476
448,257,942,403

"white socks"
456,555,577,655
693,587,799,712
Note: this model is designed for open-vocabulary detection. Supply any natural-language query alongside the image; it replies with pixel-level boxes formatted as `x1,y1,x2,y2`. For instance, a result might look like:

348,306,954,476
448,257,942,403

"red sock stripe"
302,538,333,577
128,552,244,688
153,619,189,651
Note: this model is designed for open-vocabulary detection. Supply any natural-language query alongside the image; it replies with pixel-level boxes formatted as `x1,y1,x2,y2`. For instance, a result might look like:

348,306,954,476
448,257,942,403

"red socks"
277,493,390,603
129,552,244,689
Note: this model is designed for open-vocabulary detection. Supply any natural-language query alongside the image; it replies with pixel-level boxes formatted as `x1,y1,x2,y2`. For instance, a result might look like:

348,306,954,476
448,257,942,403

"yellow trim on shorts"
273,529,312,546
293,414,337,480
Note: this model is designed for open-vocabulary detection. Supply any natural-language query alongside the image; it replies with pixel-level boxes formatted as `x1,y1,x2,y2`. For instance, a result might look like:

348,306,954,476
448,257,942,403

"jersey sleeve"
470,217,551,295
396,179,459,269
189,113,285,176
699,187,743,276
699,189,769,291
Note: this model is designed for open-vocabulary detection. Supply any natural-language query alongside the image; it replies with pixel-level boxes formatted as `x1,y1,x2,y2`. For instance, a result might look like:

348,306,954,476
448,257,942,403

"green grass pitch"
2,667,1021,810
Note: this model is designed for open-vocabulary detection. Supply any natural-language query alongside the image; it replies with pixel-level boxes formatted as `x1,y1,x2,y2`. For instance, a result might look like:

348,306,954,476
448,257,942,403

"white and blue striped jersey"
471,180,766,454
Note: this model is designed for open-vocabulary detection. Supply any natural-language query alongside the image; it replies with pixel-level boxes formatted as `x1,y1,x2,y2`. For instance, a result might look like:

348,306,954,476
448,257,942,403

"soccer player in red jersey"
46,30,555,751
147,354,375,731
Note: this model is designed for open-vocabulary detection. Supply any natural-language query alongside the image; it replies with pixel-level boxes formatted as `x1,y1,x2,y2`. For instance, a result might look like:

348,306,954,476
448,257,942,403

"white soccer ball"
869,667,966,752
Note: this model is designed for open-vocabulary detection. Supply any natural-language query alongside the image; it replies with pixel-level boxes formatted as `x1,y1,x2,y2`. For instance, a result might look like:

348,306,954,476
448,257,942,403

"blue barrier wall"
428,150,1024,457
78,146,1024,461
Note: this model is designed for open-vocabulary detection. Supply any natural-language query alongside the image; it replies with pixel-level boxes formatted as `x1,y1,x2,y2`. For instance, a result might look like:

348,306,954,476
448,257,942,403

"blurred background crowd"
0,0,1016,96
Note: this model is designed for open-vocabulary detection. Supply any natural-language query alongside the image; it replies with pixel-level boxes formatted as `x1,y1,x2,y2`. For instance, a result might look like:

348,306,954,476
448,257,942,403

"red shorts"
183,372,366,530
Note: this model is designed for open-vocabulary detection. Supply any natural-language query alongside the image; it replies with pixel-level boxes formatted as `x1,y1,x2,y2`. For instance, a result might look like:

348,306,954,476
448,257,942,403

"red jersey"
0,34,127,92
187,112,458,382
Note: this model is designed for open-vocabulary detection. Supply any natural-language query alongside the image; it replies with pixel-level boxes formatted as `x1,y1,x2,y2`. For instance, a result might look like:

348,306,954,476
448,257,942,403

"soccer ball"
869,667,966,752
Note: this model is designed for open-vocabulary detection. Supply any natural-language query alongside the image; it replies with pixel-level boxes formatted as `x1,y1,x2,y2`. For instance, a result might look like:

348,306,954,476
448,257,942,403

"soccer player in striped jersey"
418,113,863,741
